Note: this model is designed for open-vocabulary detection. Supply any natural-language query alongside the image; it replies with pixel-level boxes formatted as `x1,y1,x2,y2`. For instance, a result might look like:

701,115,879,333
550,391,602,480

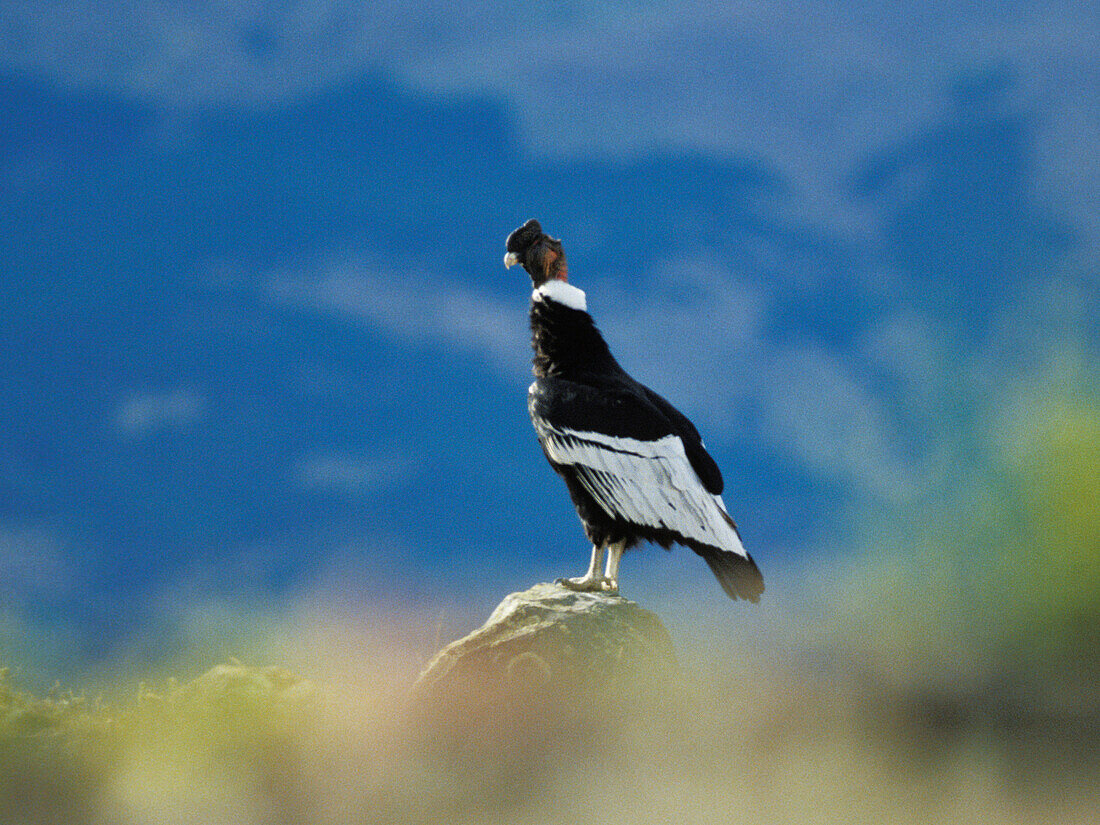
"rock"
399,583,681,804
411,582,677,719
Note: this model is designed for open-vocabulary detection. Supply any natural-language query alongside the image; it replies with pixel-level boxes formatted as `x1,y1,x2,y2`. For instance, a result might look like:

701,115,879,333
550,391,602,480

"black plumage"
505,219,764,602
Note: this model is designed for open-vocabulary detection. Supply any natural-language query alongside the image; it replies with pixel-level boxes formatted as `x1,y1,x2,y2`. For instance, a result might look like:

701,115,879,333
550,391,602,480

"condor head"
503,219,568,287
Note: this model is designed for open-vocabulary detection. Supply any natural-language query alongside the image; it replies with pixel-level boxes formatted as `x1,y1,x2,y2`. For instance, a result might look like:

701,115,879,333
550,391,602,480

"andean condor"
504,219,764,602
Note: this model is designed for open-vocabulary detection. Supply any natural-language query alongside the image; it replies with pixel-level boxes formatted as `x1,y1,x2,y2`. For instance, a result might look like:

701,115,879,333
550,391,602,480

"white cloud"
293,451,417,497
5,4,1094,150
112,388,206,436
4,3,1097,243
760,345,920,500
267,257,530,377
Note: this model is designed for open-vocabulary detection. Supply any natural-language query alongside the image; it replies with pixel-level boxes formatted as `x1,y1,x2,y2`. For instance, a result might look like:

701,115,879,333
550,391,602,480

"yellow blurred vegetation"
2,646,1096,825
1,663,319,824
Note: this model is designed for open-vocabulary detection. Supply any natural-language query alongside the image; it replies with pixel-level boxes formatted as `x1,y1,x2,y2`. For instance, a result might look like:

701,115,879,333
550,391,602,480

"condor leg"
557,543,608,592
602,540,626,594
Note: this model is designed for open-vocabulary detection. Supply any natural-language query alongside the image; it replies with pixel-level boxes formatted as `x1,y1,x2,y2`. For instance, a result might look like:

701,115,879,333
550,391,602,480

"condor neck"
529,288,619,379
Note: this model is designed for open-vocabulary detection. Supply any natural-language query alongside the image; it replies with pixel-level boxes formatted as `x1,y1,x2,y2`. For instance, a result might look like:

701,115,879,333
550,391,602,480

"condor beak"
503,251,521,269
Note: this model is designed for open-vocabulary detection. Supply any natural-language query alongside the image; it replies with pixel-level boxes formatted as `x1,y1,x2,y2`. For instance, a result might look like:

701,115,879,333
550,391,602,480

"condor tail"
700,548,764,602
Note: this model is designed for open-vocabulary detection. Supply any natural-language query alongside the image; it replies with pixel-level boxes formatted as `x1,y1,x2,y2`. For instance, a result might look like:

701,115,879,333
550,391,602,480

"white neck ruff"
533,279,587,312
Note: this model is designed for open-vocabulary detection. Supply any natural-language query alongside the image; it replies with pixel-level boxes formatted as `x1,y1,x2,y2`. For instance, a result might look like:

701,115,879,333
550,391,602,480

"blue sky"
1,2,1098,678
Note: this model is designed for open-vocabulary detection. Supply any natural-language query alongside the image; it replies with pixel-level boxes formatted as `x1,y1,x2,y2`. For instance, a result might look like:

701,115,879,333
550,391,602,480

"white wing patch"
536,422,747,559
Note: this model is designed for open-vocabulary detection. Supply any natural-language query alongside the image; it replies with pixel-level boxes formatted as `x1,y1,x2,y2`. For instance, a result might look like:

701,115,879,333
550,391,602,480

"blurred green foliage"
823,381,1100,731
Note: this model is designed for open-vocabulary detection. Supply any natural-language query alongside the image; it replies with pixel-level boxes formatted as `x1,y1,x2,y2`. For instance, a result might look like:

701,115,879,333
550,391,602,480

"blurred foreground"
2,609,1097,824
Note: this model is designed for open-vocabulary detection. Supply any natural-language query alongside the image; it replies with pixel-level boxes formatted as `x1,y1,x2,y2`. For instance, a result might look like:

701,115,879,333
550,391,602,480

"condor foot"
555,575,618,594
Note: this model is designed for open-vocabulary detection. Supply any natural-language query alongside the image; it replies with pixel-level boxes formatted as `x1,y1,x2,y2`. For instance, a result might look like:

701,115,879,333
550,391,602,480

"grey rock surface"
412,582,678,711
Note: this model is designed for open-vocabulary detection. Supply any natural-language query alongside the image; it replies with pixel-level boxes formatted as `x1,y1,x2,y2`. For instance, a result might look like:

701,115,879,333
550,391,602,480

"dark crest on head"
505,219,567,286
